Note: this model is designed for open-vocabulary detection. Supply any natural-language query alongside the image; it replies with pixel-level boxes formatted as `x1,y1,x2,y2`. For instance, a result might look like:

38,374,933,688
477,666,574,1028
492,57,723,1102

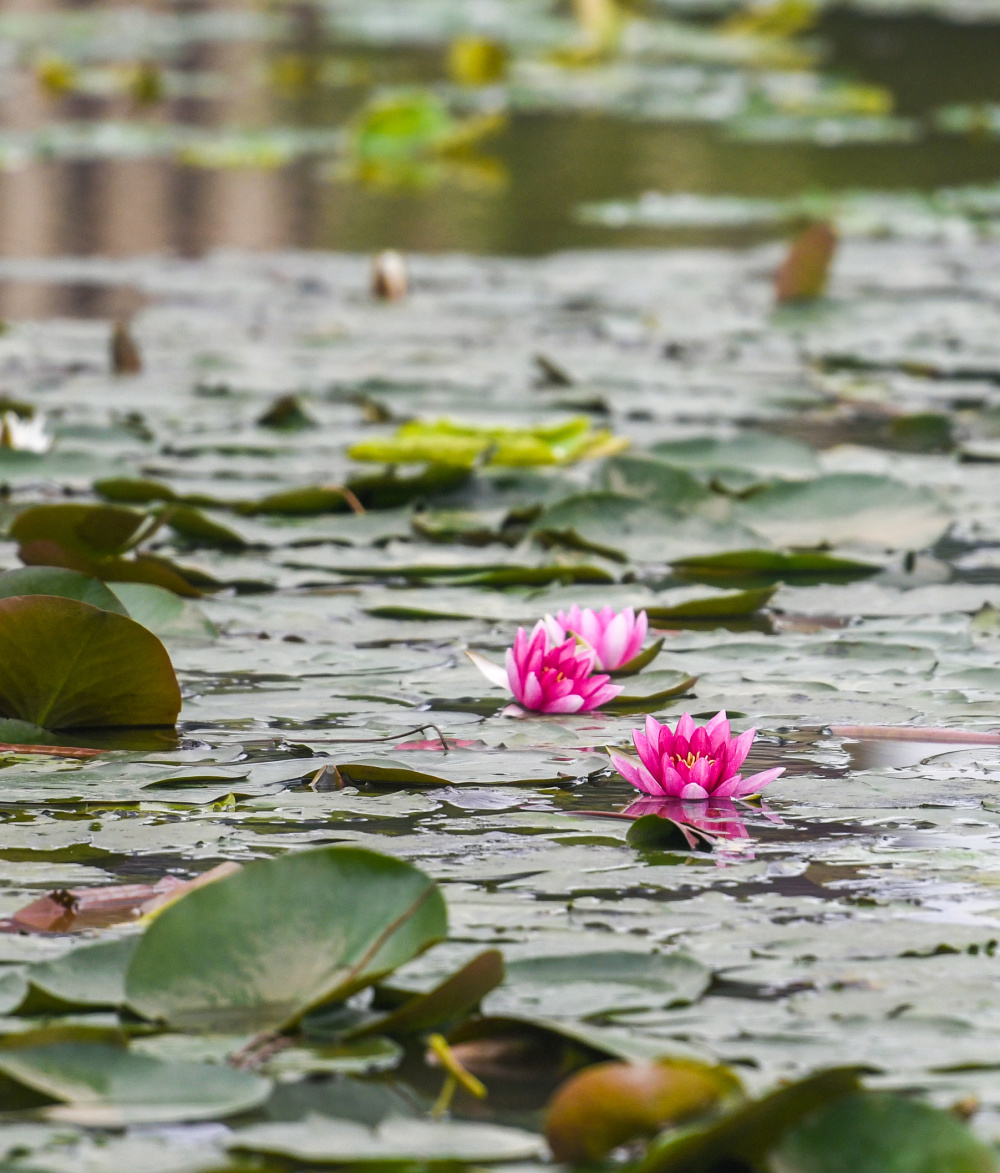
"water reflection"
623,793,783,841
0,3,996,261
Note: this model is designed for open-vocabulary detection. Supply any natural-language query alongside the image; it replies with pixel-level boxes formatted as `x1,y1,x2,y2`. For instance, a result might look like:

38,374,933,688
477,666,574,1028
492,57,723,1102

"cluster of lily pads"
0,841,987,1172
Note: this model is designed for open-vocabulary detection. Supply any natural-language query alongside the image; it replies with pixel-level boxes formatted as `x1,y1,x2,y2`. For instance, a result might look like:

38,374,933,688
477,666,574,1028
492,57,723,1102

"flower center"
674,750,713,768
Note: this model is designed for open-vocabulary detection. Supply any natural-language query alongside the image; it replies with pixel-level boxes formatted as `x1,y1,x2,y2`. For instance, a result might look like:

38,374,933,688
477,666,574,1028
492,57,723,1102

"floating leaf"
17,938,137,1015
257,393,317,430
646,587,776,623
770,1091,997,1173
671,549,880,588
350,418,625,468
609,637,665,676
125,846,447,1033
637,1067,863,1173
11,504,159,560
0,1042,270,1126
94,477,177,505
108,582,217,640
603,671,698,714
648,434,820,483
0,596,180,729
626,814,716,852
485,951,710,1020
163,506,247,550
229,1115,545,1164
546,1059,741,1163
599,456,710,506
348,950,505,1040
734,474,949,548
0,566,128,614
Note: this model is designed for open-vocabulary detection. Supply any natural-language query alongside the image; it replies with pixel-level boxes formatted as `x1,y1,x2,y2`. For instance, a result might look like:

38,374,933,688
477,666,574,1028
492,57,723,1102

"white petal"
464,650,511,690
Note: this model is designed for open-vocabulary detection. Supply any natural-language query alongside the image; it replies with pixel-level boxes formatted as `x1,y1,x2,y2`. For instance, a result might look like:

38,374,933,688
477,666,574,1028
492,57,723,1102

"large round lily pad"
125,846,448,1033
0,596,181,729
0,567,127,614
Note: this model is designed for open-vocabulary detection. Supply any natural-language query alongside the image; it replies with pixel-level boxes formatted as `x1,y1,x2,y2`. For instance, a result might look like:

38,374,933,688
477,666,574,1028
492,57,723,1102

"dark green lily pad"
0,596,181,729
670,549,880,589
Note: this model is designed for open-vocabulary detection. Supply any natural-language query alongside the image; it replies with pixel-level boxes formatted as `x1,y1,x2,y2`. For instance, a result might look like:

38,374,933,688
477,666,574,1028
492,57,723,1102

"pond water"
1,2,1000,258
0,2,998,1170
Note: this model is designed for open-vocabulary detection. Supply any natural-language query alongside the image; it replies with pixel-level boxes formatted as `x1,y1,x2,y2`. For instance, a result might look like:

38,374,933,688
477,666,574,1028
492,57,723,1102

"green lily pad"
125,846,447,1033
734,475,950,548
229,1115,546,1164
646,587,776,623
348,949,505,1039
670,549,881,589
649,434,820,482
771,1092,997,1173
162,506,247,550
108,583,218,640
485,951,710,1020
17,938,137,1016
637,1067,864,1173
94,477,178,505
0,566,128,614
0,1042,271,1126
0,596,181,729
603,671,698,714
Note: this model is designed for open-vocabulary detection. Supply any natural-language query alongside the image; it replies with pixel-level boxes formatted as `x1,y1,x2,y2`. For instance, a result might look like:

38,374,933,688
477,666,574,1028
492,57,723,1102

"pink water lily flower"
468,621,622,713
609,710,784,800
544,605,648,671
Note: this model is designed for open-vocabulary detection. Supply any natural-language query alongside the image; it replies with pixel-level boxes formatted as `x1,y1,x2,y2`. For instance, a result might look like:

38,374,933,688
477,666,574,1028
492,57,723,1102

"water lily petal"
522,672,544,710
735,767,785,797
543,693,586,714
466,649,511,691
724,727,756,773
705,710,730,753
599,610,631,670
609,751,662,794
680,782,710,800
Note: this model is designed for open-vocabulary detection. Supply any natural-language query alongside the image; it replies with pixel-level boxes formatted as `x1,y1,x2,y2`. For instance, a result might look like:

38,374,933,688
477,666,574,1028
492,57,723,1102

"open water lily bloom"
609,710,784,799
544,605,647,671
468,621,622,713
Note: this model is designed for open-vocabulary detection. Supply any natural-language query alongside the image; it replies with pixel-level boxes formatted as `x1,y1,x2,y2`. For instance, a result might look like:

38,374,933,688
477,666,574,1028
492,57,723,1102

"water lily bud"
546,1059,739,1162
372,250,407,301
111,320,142,375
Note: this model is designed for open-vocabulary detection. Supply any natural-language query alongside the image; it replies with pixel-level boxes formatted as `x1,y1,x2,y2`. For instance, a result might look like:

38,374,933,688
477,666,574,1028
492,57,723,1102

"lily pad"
0,596,181,729
229,1115,546,1164
125,846,447,1033
17,938,137,1015
0,567,128,614
734,475,949,548
771,1092,997,1173
0,1042,271,1126
108,583,218,640
670,549,881,589
485,950,710,1020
